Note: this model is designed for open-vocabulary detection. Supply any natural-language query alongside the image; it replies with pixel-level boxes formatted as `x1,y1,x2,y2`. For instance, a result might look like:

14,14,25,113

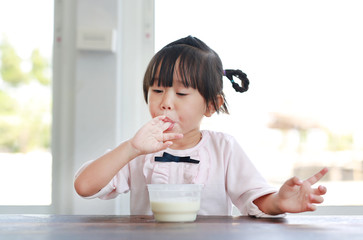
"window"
155,0,363,207
0,0,53,210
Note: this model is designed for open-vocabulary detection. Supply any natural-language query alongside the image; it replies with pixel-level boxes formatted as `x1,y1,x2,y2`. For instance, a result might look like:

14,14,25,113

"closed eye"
152,89,163,93
177,93,188,96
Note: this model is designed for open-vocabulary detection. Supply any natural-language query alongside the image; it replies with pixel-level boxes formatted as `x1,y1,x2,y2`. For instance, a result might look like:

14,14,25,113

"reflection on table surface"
1,215,363,240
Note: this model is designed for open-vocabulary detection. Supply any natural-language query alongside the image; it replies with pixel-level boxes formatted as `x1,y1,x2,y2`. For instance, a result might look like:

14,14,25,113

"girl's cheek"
148,105,156,118
150,110,157,118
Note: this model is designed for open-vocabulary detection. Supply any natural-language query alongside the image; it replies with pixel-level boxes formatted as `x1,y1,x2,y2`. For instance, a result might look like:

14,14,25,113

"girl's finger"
163,133,183,142
160,121,173,131
150,116,172,132
312,185,327,196
309,194,324,204
305,167,328,185
152,115,166,124
284,176,303,188
154,141,174,152
306,203,317,212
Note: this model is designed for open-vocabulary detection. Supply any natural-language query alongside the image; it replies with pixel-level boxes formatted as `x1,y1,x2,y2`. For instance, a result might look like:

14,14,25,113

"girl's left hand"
277,167,328,213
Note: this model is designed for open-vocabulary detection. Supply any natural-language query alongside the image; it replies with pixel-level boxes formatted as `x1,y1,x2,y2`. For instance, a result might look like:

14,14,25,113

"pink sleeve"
225,136,284,218
74,158,131,200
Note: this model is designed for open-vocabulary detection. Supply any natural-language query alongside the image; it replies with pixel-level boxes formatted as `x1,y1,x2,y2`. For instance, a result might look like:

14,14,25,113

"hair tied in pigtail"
223,69,250,93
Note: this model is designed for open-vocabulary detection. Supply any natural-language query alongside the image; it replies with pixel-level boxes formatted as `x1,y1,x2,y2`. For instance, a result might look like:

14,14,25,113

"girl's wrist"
271,193,285,215
125,139,142,159
254,193,285,215
110,140,142,165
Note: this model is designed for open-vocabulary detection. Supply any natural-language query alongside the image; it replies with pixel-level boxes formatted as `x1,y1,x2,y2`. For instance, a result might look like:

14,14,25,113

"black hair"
143,35,229,114
224,69,249,93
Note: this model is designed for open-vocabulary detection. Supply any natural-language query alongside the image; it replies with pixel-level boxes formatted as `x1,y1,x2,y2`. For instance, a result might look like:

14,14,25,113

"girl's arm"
74,140,138,197
253,167,328,215
74,115,183,197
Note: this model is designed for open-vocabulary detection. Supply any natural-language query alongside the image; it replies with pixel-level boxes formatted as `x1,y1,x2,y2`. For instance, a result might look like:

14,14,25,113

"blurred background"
0,0,362,214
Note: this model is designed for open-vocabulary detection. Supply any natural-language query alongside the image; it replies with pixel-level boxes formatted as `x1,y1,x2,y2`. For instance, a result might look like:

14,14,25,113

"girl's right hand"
129,116,183,155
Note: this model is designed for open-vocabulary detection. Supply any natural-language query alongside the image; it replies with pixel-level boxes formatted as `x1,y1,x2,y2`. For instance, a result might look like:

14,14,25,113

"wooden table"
1,215,363,240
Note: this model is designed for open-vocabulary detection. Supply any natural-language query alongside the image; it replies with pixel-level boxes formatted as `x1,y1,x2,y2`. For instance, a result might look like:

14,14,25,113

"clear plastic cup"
147,184,203,222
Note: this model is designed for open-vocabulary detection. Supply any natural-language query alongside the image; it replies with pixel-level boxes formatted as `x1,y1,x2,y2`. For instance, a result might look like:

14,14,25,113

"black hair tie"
224,69,250,93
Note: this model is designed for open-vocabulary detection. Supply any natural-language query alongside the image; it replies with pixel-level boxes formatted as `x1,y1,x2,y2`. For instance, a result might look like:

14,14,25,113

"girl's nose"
162,105,171,110
160,92,173,110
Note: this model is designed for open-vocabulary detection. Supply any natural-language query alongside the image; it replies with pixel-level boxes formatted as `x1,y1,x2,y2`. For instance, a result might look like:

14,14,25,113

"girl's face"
148,70,214,145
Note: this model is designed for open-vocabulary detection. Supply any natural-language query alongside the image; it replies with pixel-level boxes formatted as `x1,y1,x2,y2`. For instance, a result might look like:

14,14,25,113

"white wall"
52,0,153,214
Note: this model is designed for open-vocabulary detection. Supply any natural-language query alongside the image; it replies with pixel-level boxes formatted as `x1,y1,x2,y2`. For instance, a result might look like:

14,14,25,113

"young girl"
74,36,328,217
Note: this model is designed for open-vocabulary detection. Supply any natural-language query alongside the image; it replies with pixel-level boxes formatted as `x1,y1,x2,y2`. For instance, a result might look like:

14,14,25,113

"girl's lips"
162,116,175,124
162,117,175,131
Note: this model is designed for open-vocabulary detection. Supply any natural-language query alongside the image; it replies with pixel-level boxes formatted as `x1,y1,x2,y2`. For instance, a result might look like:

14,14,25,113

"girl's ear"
205,95,224,117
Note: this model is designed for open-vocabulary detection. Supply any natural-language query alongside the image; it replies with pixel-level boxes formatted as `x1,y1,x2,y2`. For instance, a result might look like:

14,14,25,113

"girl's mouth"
162,117,175,131
162,116,174,123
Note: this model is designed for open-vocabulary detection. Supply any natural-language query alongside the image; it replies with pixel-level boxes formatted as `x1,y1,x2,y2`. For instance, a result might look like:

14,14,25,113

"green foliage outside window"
0,37,51,153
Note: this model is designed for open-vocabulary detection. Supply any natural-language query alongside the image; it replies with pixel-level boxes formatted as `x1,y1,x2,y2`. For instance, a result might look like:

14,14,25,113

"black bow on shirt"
155,152,200,164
